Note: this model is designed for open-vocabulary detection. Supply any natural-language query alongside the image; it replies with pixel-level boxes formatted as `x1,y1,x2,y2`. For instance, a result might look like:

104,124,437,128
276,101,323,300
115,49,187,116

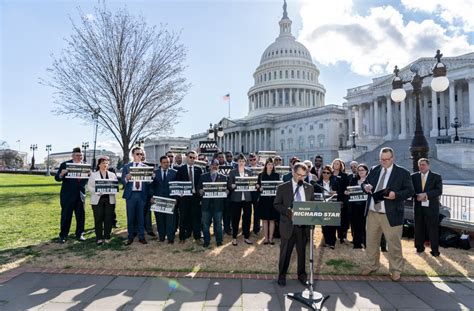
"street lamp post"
390,50,449,172
82,142,89,163
350,131,358,149
29,144,37,170
45,144,52,176
208,122,224,142
91,108,101,171
137,137,145,147
451,117,461,142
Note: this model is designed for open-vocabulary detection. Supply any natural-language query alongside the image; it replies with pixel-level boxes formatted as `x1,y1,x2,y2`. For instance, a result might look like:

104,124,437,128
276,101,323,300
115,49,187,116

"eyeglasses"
295,172,306,178
135,153,144,156
249,158,256,161
189,156,196,159
167,155,174,158
322,172,331,175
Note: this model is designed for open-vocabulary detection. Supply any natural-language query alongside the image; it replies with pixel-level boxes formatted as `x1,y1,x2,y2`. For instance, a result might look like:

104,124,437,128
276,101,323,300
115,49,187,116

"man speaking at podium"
274,162,315,287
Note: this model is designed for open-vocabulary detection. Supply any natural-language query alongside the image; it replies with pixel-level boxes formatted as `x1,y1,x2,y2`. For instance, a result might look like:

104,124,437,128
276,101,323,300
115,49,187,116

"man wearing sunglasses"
55,147,89,243
122,146,149,245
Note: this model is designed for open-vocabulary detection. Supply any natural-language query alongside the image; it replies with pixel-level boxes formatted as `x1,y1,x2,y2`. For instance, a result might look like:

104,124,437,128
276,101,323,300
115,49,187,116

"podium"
286,200,341,311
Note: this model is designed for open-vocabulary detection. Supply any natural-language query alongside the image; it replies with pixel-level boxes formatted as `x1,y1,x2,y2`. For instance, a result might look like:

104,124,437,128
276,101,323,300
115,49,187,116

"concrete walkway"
1,272,473,310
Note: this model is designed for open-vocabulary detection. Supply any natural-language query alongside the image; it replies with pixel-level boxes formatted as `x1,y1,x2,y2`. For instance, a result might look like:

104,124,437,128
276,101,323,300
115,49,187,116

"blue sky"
1,0,473,161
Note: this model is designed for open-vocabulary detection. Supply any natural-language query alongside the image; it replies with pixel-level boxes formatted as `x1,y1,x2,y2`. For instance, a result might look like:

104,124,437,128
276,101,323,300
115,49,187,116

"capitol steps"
354,138,474,181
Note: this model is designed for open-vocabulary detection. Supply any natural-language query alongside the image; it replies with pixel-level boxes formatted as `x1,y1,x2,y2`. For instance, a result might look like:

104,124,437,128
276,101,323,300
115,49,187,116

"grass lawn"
1,173,473,277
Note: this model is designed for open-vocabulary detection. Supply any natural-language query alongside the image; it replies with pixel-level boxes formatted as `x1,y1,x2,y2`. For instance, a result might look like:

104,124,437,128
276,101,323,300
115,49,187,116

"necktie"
374,168,387,211
134,163,140,190
211,173,216,182
421,174,426,192
294,186,302,202
163,170,167,182
189,166,194,192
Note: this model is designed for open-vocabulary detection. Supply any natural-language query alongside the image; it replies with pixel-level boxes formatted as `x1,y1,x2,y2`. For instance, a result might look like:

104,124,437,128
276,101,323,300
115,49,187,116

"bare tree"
43,4,189,163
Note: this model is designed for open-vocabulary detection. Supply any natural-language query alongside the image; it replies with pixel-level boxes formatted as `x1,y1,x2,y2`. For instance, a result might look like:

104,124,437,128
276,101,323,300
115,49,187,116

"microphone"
293,179,304,197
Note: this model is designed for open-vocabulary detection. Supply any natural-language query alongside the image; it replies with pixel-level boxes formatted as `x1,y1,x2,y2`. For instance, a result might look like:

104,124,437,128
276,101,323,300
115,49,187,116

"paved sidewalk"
0,272,473,310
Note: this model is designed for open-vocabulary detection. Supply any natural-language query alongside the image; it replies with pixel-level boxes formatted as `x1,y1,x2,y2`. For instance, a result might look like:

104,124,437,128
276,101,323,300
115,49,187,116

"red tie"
134,163,140,190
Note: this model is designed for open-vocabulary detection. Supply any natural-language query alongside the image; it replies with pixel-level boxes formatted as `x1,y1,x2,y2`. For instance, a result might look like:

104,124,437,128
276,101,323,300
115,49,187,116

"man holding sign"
274,162,314,287
198,159,228,247
149,155,177,243
55,147,89,243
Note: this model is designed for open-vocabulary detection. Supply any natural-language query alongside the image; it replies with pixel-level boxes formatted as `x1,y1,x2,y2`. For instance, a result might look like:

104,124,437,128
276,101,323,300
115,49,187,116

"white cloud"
84,13,95,21
298,0,474,77
96,140,122,155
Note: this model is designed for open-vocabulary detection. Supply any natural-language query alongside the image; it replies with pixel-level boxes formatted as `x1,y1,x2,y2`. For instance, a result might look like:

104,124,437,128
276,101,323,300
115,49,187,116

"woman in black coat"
346,163,369,248
315,165,338,248
331,158,349,244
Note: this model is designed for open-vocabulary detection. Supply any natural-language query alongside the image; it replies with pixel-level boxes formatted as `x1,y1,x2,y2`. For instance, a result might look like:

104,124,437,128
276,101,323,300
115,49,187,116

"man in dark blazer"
274,162,315,287
176,150,203,243
149,155,177,243
55,147,89,243
198,159,228,247
122,146,149,245
411,158,443,257
362,147,414,281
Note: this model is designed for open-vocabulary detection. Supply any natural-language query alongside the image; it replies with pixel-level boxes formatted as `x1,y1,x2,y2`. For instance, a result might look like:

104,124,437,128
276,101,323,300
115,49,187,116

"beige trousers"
366,210,404,273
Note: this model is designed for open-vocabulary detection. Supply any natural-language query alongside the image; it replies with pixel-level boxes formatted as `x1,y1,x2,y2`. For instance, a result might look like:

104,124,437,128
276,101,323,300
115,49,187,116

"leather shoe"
381,246,387,252
390,271,401,282
203,243,210,248
178,240,186,244
139,239,148,244
361,268,376,276
277,278,286,287
126,239,134,245
168,240,174,244
298,275,308,286
430,251,440,257
147,232,156,237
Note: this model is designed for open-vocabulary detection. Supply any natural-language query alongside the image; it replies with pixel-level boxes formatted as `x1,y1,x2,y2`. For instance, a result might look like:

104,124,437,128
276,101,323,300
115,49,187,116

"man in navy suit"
198,159,228,247
362,147,414,281
149,155,177,243
122,146,149,245
55,147,89,243
176,150,203,243
411,158,443,257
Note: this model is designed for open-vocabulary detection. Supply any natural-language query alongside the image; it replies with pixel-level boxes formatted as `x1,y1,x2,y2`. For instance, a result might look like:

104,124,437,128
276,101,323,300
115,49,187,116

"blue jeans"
202,201,223,244
126,192,145,240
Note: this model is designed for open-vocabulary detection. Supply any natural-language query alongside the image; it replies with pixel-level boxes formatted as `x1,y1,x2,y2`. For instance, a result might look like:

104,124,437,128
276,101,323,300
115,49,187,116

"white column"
355,106,363,135
399,99,407,139
468,78,474,125
456,85,463,123
449,81,456,124
430,90,438,137
348,107,353,138
386,96,393,139
263,128,268,150
289,89,293,106
408,93,414,135
272,90,276,107
373,98,380,136
238,131,242,154
439,91,446,131
282,89,286,106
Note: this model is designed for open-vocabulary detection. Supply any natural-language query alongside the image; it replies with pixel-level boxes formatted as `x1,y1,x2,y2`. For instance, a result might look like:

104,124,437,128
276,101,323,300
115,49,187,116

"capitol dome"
247,0,326,118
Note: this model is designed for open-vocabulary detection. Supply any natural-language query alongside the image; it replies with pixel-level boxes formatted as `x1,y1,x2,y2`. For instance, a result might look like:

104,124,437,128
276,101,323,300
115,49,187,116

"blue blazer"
55,160,88,207
121,162,149,200
149,167,177,198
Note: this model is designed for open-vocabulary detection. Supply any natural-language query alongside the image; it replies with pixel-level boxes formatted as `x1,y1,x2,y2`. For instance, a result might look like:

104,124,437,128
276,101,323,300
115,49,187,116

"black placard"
95,179,119,194
199,141,218,154
150,196,176,214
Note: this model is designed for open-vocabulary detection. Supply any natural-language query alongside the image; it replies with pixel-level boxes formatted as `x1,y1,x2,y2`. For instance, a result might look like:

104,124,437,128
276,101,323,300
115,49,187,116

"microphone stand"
287,181,329,310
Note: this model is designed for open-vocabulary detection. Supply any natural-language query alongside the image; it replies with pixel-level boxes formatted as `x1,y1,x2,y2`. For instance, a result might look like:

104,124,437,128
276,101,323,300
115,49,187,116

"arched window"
298,136,304,150
287,139,293,150
280,139,285,151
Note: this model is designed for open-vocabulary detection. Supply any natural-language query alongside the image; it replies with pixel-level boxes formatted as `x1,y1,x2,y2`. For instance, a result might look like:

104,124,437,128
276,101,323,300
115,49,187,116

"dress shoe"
147,232,157,237
390,271,401,282
216,242,223,246
244,239,253,245
96,239,104,246
126,239,134,245
58,237,66,244
232,239,238,246
179,240,186,244
159,238,165,242
270,241,275,245
430,251,440,257
113,223,119,229
381,246,387,252
168,240,174,244
277,278,286,287
361,268,377,276
298,275,308,286
203,242,210,248
139,238,148,244
416,248,425,254
225,230,232,236
263,241,270,245
353,245,363,249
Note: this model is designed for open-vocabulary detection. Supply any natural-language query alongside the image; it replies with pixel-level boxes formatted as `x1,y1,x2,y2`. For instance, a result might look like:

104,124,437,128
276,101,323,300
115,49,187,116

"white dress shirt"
369,164,393,213
291,179,306,202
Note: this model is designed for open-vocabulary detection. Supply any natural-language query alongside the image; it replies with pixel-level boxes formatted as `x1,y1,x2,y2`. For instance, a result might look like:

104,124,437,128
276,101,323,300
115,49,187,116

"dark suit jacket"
55,160,88,206
362,164,414,227
149,167,177,198
282,172,292,182
121,162,150,200
274,180,315,239
176,164,202,192
198,172,227,210
227,168,253,202
411,170,442,215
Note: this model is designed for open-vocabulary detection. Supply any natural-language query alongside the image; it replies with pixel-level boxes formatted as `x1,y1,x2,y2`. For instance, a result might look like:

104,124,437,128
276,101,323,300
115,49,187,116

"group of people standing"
55,145,443,283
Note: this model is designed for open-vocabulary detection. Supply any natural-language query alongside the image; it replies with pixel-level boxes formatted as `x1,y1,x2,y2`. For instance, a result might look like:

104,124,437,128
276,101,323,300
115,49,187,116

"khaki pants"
366,211,404,273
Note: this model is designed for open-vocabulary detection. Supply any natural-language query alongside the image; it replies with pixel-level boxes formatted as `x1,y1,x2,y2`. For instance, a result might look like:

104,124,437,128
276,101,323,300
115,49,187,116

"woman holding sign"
345,163,369,249
87,156,119,245
256,158,280,245
315,165,338,249
228,154,253,246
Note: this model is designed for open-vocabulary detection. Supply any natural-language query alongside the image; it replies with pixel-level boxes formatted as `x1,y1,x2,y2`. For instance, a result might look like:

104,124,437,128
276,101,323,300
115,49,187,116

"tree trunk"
122,146,130,165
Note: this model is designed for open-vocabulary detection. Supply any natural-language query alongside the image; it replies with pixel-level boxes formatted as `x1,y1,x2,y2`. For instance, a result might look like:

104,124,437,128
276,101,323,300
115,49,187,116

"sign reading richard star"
95,180,119,194
199,141,218,154
292,201,341,226
347,186,368,202
65,163,91,179
202,182,227,198
150,196,176,214
260,180,283,196
235,176,258,192
169,181,193,196
130,166,154,181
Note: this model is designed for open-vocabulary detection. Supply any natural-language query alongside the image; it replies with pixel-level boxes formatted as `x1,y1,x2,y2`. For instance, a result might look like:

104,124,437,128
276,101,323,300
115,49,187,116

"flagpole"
228,95,231,119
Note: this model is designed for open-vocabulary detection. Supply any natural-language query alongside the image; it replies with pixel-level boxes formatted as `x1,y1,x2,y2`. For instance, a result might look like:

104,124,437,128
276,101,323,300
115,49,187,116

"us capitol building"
146,2,474,167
